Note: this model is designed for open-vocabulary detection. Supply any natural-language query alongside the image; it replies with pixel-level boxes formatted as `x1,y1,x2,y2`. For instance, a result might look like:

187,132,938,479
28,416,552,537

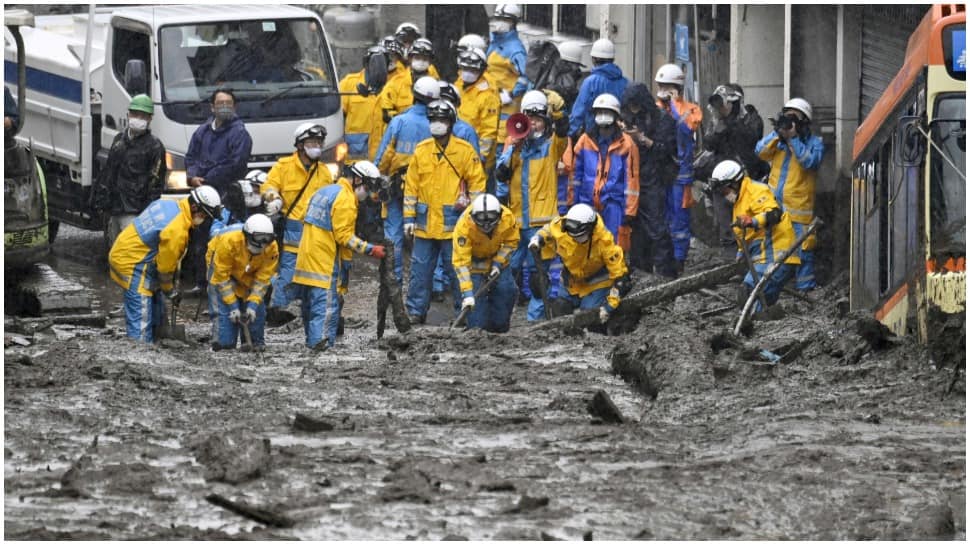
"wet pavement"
4,225,966,539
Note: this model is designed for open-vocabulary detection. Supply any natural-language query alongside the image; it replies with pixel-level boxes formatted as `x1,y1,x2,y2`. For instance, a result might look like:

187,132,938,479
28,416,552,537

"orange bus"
850,4,965,342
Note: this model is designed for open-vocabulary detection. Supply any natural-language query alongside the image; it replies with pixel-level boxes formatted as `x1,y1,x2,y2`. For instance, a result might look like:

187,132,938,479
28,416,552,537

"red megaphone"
506,113,531,140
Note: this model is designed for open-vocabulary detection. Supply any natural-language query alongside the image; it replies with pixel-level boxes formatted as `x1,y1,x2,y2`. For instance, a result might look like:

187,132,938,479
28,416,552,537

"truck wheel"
48,220,59,243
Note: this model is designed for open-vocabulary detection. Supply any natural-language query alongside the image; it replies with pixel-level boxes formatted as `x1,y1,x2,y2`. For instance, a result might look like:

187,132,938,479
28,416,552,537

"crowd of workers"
98,4,825,351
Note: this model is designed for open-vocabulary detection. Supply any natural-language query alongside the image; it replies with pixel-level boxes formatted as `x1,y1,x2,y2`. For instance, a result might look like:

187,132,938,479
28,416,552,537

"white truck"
3,4,347,236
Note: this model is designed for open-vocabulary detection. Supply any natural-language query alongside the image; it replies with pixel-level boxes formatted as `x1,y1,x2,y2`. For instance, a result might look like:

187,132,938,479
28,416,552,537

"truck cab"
5,5,345,234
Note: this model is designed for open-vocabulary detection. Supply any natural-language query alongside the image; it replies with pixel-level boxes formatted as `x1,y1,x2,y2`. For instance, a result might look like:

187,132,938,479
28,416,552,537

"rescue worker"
408,38,440,80
457,33,487,55
403,100,487,323
486,4,530,162
90,94,167,252
395,22,422,54
572,93,640,252
655,63,703,274
210,171,265,238
708,159,800,308
205,213,278,351
620,83,679,278
698,83,768,254
261,123,334,309
108,186,222,343
455,47,501,173
374,75,441,284
183,88,253,295
568,38,628,139
755,98,824,292
452,194,520,332
548,41,587,112
292,161,387,350
378,36,414,123
528,203,628,323
339,44,386,166
432,82,484,302
495,90,570,320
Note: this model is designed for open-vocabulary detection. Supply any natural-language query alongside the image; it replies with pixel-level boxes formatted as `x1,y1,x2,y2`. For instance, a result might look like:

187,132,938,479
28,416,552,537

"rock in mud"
292,413,335,432
587,389,624,424
502,494,550,514
60,454,163,497
609,345,659,399
855,316,897,351
190,431,271,484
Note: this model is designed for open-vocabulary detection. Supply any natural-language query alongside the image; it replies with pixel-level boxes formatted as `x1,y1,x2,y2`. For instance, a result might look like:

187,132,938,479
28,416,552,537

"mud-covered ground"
4,225,966,540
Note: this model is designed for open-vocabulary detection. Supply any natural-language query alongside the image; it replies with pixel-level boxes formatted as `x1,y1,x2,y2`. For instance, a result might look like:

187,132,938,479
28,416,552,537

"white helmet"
244,169,267,184
413,75,441,103
590,38,615,61
457,33,487,53
237,175,263,209
655,63,685,86
520,90,548,116
439,82,462,108
470,193,502,233
592,93,621,115
293,122,326,146
395,22,421,42
563,203,597,240
709,160,745,191
493,4,521,21
189,185,222,220
349,160,381,183
243,213,275,253
783,97,813,121
557,40,585,65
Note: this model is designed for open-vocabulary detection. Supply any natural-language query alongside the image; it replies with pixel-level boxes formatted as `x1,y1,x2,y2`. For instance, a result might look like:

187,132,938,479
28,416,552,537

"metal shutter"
859,6,929,119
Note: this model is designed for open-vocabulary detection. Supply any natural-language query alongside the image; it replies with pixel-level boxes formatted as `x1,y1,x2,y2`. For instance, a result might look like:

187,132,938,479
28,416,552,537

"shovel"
450,268,504,329
239,314,266,364
529,246,553,320
157,274,188,342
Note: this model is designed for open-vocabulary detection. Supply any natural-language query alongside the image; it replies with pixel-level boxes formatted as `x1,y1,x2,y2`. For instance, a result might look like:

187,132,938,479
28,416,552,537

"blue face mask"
215,105,234,121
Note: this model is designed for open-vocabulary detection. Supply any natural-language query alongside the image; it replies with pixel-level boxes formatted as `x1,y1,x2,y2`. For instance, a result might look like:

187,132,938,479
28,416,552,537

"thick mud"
4,226,966,540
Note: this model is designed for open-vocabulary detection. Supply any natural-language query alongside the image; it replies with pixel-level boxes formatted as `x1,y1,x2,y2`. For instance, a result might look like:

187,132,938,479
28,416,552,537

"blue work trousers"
792,221,816,291
406,237,459,320
743,243,796,310
299,283,342,349
666,183,692,262
270,249,302,308
465,267,517,333
123,288,165,343
555,286,609,313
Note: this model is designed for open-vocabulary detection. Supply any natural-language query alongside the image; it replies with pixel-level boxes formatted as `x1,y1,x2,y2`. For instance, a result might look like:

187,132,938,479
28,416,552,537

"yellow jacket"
536,215,627,309
404,136,487,240
486,50,523,145
756,132,824,225
339,69,382,163
293,178,372,290
733,177,800,266
205,229,279,307
452,205,520,298
498,133,570,228
260,152,334,252
378,64,414,121
108,197,193,296
456,75,501,170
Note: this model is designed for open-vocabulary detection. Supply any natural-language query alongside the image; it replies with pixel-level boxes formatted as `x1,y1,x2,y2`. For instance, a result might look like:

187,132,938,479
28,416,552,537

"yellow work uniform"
379,64,414,122
456,75,501,171
757,133,825,225
109,197,193,296
404,136,487,240
486,50,523,145
452,205,520,297
293,178,372,289
205,229,279,307
535,215,628,310
339,69,382,163
733,177,800,266
501,133,569,228
260,153,333,252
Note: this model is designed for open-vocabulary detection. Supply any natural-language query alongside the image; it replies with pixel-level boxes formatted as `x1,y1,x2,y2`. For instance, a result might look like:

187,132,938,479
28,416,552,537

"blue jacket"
568,63,629,137
487,30,529,97
453,119,482,161
185,115,253,194
374,103,431,175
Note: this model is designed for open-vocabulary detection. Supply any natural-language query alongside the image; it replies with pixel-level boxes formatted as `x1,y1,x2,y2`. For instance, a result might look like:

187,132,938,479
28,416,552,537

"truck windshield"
158,18,338,123
929,94,966,255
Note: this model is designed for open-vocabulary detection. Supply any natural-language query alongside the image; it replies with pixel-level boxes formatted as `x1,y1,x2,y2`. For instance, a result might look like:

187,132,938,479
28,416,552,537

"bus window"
929,94,966,256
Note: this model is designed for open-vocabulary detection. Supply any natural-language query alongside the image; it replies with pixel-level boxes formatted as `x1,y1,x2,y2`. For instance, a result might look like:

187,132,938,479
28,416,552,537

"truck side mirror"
895,115,925,168
364,53,387,94
123,59,148,95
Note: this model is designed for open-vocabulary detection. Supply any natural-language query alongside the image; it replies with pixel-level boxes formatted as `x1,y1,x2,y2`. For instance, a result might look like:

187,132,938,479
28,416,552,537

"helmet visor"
472,210,501,230
562,218,592,238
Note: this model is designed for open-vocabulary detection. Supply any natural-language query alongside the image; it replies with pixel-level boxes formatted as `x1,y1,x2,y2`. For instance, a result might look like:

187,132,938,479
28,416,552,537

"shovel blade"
157,323,187,341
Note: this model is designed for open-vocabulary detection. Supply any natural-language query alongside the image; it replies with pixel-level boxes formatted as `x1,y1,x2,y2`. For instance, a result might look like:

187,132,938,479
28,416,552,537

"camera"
773,112,795,132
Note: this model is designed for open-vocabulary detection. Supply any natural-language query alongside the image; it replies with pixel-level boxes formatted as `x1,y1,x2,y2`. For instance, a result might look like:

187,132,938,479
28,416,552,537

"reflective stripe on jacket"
456,75,501,170
756,131,824,224
535,215,627,308
404,136,487,240
733,177,800,266
260,152,334,252
108,197,193,296
452,205,520,298
573,131,640,217
496,133,569,228
375,103,430,176
340,69,381,162
205,229,279,307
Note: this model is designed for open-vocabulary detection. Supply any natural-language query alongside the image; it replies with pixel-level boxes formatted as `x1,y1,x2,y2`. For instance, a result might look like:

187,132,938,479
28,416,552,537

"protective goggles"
297,125,327,142
248,232,275,246
562,218,593,238
472,210,501,227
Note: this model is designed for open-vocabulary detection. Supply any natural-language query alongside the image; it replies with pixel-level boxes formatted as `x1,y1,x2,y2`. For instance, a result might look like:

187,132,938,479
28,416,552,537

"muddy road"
4,225,966,540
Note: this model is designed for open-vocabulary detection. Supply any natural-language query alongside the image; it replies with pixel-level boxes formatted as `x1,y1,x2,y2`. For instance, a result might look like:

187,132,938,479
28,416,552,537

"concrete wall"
730,4,785,136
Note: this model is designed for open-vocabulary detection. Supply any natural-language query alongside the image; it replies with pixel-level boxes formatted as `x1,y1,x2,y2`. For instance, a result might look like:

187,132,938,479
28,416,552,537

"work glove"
163,289,181,306
494,162,512,183
488,266,501,281
265,198,283,215
543,89,566,120
681,186,697,209
461,296,475,311
599,306,611,324
368,244,387,259
228,308,242,324
403,223,415,238
734,215,754,228
528,234,543,251
243,307,257,324
553,114,570,137
499,89,512,106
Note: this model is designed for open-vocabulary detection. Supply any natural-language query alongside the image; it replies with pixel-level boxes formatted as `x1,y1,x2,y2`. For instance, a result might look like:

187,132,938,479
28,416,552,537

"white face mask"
304,146,323,160
460,70,480,84
247,242,264,255
489,20,511,34
128,116,149,132
657,88,679,101
429,121,449,136
725,190,738,204
594,113,616,127
410,59,429,72
354,184,368,202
